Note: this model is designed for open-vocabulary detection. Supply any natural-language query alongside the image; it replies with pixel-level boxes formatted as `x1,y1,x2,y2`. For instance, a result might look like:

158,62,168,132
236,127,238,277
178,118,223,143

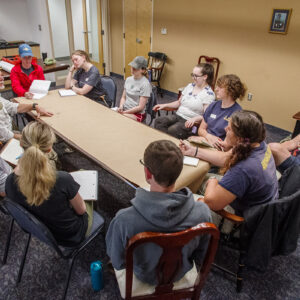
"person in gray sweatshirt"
106,139,212,285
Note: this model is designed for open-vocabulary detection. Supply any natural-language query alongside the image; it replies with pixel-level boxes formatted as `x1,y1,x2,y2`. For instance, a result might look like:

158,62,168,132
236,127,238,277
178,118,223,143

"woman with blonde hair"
65,50,107,103
5,122,92,246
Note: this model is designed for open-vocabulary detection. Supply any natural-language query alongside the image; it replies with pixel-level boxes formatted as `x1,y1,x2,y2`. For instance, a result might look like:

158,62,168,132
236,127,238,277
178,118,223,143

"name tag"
210,114,216,119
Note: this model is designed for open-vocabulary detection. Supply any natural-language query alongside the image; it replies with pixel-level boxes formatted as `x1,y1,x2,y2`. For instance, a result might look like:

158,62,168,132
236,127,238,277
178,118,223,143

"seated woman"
65,50,107,103
189,74,245,150
192,111,278,220
153,63,215,139
118,56,152,122
5,122,93,246
10,44,45,99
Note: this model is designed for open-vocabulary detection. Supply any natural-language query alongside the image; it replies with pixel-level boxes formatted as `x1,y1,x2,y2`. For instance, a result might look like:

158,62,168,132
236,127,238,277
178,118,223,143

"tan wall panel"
109,0,123,75
152,0,300,131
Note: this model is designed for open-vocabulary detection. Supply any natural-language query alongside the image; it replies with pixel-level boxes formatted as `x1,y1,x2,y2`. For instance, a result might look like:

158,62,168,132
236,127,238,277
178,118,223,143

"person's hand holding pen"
179,139,197,157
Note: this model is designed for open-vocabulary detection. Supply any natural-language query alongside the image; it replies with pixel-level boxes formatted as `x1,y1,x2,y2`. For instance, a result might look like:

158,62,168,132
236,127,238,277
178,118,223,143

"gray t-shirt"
73,66,106,101
123,76,152,113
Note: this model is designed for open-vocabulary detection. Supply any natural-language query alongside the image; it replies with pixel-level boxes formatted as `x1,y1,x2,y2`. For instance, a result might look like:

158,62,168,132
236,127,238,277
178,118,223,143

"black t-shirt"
73,66,106,101
5,171,88,247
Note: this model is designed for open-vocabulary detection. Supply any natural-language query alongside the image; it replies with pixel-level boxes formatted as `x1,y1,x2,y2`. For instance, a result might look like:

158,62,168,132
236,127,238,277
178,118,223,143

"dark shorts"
277,155,300,174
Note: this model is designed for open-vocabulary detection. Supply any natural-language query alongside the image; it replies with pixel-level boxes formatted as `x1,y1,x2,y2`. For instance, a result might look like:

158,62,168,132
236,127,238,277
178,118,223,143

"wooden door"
124,0,152,78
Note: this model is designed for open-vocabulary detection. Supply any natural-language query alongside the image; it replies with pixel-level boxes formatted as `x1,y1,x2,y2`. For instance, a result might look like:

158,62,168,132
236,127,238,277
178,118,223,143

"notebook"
190,139,214,149
183,156,199,167
59,89,77,97
0,138,24,166
70,170,98,201
29,80,51,99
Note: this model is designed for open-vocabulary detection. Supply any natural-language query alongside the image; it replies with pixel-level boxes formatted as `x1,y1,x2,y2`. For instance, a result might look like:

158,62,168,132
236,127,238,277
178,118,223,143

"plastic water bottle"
90,261,104,291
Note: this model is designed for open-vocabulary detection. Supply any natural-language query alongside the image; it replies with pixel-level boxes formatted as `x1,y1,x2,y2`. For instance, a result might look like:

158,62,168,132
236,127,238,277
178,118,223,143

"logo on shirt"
224,116,230,122
85,78,89,81
210,114,216,119
261,146,272,170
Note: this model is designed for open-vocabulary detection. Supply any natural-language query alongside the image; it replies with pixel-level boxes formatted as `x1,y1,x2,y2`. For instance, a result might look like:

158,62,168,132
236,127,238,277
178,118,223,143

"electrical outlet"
248,93,253,101
161,28,167,35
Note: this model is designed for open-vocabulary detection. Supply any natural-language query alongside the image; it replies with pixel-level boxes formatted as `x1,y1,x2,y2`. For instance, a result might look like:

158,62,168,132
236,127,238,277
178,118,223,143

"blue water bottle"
90,260,104,291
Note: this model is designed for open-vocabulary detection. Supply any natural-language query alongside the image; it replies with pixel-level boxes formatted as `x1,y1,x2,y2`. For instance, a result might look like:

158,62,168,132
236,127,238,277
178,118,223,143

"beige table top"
15,90,210,191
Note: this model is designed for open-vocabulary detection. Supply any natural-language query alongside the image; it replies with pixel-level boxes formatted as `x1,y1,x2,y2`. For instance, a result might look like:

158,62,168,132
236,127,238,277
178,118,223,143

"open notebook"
0,138,24,166
70,170,98,201
29,80,51,99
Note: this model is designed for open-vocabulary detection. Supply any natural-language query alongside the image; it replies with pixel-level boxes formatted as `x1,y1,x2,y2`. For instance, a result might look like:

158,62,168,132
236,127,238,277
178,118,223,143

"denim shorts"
277,155,300,174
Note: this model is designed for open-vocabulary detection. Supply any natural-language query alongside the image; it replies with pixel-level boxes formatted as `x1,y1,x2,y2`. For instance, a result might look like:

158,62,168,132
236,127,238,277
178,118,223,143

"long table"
14,91,210,192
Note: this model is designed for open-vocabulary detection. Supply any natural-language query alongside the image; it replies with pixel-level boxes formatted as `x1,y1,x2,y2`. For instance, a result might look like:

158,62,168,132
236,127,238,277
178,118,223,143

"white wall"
48,0,70,58
71,0,85,51
0,0,32,41
0,0,53,58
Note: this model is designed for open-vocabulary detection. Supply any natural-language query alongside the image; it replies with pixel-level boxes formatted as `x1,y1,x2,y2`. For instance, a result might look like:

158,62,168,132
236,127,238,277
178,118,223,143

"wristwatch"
32,103,38,110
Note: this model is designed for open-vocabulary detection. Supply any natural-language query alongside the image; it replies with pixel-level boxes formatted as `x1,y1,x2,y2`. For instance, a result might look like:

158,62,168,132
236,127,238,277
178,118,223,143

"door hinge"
150,36,151,43
103,62,106,68
123,33,125,39
101,30,104,35
124,67,126,73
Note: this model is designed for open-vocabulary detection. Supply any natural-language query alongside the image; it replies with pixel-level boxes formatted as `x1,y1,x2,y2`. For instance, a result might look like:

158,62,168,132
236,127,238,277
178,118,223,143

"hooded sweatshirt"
106,187,212,284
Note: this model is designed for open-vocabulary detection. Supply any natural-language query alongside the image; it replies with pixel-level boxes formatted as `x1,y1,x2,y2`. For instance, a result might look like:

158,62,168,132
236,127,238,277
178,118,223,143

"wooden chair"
147,52,167,97
114,222,219,299
198,55,220,90
292,111,300,138
178,55,221,99
212,165,300,292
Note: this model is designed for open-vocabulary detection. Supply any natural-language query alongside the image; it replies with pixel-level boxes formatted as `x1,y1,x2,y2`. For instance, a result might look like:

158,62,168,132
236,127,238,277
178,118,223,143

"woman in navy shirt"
189,74,245,150
199,110,278,217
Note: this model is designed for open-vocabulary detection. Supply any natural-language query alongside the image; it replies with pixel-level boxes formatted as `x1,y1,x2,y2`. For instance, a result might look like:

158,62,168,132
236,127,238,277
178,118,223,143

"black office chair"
143,86,158,126
101,75,117,108
2,198,105,300
212,165,300,292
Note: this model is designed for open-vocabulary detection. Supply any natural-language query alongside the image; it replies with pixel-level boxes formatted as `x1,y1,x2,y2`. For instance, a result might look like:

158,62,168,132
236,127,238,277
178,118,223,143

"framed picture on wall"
269,9,292,34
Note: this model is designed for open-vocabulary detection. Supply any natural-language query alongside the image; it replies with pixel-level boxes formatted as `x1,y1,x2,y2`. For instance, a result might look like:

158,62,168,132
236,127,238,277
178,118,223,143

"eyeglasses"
140,159,153,173
190,73,204,79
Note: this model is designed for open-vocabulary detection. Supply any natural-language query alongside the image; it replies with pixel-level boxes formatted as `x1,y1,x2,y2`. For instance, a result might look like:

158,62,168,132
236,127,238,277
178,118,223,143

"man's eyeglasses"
140,159,152,173
190,73,204,79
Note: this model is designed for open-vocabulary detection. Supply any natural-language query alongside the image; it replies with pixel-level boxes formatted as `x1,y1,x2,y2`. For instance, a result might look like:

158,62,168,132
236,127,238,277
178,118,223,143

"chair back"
125,222,219,299
198,55,221,90
144,86,158,126
3,198,63,255
101,75,117,107
147,52,167,83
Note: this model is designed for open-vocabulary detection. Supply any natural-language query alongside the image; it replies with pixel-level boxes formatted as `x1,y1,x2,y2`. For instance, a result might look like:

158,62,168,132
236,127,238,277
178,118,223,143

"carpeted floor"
0,75,298,300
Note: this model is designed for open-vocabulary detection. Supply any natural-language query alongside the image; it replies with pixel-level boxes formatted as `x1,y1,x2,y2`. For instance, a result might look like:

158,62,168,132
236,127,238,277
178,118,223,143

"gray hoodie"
106,187,212,284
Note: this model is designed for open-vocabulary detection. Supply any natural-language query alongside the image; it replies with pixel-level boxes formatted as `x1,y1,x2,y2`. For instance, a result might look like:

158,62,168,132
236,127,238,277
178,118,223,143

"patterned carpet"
0,76,298,300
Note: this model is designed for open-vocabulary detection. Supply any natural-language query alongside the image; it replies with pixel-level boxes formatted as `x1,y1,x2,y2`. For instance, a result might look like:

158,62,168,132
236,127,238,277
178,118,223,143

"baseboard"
159,88,178,98
110,72,124,79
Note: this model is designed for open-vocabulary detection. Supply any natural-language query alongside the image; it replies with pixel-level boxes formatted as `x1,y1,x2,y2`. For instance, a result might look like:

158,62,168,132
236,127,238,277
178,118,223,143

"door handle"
136,38,142,44
82,31,92,34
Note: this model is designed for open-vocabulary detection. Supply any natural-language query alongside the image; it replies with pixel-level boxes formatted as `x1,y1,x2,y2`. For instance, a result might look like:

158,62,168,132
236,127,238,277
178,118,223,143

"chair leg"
17,233,31,284
236,251,246,292
62,257,76,300
2,218,14,264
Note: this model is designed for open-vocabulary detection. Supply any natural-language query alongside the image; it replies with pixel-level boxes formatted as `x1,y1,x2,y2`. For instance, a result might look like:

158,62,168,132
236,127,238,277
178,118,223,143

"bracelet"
194,146,199,157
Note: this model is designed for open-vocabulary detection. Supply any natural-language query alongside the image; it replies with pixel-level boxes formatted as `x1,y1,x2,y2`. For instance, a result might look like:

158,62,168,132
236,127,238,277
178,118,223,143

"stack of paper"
59,89,77,97
70,170,98,201
0,138,24,166
29,80,51,99
0,61,14,73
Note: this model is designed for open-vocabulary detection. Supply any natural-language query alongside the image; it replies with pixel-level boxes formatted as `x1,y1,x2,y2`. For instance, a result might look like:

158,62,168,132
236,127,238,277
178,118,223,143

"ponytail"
17,122,56,206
